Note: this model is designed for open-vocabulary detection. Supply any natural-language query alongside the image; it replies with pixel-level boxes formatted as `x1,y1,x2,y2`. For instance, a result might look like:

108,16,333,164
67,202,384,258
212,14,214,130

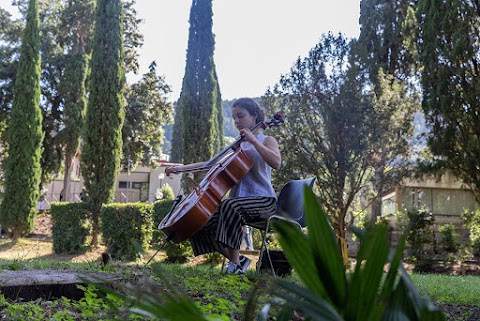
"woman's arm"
240,128,282,170
165,161,206,176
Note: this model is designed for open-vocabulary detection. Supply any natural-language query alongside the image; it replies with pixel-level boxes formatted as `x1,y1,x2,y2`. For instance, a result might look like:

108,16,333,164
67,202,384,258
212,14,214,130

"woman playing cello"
166,98,281,274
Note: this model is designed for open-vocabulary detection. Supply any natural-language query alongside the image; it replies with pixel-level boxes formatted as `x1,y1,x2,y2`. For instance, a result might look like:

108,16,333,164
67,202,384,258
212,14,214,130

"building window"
403,187,432,212
382,196,396,216
403,187,475,216
118,181,130,189
132,182,142,189
432,189,474,215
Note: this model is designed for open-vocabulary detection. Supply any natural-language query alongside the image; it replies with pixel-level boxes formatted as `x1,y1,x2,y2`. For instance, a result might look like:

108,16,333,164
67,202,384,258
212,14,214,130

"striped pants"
190,196,277,256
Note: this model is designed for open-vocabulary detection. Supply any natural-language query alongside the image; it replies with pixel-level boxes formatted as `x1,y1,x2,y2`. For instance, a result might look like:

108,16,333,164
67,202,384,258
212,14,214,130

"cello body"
158,148,253,243
158,112,284,244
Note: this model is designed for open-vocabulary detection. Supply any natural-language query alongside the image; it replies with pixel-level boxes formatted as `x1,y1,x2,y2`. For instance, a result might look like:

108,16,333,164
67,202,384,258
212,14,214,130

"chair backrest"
276,176,317,228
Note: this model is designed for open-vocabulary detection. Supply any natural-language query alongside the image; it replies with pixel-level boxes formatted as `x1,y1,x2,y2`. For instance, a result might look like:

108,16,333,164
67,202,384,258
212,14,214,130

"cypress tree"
356,0,415,84
355,0,419,221
169,101,183,163
81,0,125,246
0,0,44,241
417,0,480,201
171,0,223,165
60,0,95,202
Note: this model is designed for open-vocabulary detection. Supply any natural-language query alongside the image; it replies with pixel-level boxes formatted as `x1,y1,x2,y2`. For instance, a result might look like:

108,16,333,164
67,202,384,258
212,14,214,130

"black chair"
248,176,317,275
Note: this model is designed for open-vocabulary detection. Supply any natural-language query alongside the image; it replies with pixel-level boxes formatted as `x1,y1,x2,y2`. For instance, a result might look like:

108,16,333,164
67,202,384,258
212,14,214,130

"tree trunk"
370,164,385,224
12,227,21,242
63,152,73,202
338,214,348,267
371,199,382,224
91,213,99,247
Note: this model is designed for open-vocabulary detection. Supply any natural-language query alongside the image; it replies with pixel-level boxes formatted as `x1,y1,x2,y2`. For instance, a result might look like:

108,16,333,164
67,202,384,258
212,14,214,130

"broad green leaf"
274,279,344,321
274,220,329,299
373,234,407,319
275,305,295,321
382,277,420,321
346,224,390,321
303,187,347,306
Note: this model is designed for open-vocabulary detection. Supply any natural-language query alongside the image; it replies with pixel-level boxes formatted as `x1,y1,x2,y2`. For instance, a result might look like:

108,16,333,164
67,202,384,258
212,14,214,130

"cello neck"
203,112,284,169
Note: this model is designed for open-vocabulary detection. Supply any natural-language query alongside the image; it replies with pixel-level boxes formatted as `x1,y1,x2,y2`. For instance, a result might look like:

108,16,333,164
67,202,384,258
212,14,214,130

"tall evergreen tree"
356,0,416,83
0,0,44,240
0,0,143,190
171,0,223,165
169,102,183,163
81,0,125,246
416,0,480,201
0,8,22,186
59,0,95,201
355,0,419,221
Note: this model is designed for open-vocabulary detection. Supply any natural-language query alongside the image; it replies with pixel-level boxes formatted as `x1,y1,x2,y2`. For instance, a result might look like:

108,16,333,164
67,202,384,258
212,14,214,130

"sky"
0,0,361,101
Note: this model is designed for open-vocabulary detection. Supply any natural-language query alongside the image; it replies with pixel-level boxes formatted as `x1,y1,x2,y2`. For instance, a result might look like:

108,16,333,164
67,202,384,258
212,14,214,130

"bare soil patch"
29,211,53,240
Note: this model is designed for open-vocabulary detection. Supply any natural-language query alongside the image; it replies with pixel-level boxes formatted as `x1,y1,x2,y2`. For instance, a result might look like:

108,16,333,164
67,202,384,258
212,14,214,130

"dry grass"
0,238,108,263
0,212,260,270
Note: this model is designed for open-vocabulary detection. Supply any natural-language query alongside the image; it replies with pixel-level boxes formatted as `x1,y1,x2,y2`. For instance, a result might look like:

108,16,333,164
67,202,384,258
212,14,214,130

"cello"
158,113,284,243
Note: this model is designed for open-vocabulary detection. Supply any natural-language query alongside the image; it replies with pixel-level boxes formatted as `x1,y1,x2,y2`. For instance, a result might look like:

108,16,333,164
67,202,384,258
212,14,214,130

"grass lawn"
412,274,480,306
1,235,480,320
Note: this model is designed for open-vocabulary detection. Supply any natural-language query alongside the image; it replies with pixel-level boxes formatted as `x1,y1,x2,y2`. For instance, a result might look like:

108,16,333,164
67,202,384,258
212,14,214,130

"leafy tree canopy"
122,61,173,168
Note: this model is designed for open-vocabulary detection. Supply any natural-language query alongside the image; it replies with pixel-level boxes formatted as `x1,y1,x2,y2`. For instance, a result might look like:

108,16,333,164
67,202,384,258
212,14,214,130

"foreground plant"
264,187,445,321
95,187,446,320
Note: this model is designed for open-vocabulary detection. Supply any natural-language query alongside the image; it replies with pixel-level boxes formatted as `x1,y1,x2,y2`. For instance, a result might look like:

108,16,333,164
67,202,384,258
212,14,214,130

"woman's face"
232,106,256,130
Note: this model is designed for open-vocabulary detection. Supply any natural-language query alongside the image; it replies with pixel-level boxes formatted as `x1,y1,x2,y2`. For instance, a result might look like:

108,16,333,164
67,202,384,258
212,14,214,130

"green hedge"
51,202,91,254
151,199,175,244
101,203,153,261
152,199,192,263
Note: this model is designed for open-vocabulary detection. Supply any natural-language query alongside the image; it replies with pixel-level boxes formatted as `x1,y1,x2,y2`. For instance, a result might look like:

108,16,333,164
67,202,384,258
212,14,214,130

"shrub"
97,187,446,321
462,209,480,256
160,184,175,200
101,203,153,261
51,202,91,254
151,199,193,263
438,223,459,253
404,208,435,266
151,199,174,244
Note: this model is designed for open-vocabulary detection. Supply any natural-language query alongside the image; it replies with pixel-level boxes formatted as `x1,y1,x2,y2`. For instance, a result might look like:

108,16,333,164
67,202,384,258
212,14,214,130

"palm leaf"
273,279,344,321
345,223,390,321
370,233,408,321
303,187,347,306
273,220,330,299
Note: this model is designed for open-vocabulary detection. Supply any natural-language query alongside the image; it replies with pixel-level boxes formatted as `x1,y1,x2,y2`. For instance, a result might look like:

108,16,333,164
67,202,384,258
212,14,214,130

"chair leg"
256,219,277,276
264,219,277,276
257,217,303,276
256,230,266,272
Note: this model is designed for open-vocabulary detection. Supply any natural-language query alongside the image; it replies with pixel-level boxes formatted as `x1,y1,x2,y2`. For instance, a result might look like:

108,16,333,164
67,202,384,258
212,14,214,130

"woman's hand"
239,128,256,143
165,165,180,176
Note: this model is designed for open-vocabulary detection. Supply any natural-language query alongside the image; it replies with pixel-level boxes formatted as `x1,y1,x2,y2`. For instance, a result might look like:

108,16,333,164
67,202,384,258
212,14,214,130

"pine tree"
171,0,223,165
417,0,480,201
265,33,371,265
81,0,125,246
0,0,44,241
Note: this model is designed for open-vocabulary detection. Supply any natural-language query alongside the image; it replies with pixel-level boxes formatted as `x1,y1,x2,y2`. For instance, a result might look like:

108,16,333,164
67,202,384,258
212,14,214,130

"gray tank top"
229,134,276,198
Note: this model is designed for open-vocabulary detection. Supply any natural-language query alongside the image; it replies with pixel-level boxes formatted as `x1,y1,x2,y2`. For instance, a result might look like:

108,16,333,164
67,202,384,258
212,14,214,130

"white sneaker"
239,255,251,272
225,262,242,274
